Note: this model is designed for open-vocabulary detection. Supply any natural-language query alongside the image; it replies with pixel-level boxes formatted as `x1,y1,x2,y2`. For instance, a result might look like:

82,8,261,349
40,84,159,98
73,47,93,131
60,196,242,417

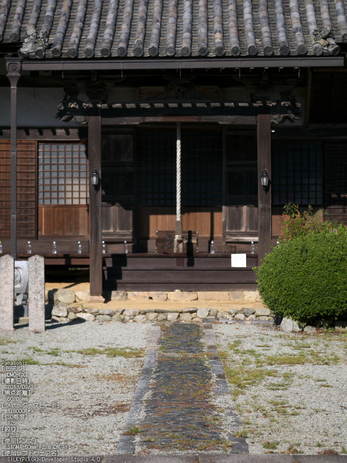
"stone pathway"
117,323,248,455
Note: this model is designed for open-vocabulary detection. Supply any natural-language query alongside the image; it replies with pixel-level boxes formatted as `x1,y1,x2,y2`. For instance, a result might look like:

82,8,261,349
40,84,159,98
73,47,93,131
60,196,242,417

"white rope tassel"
176,122,181,223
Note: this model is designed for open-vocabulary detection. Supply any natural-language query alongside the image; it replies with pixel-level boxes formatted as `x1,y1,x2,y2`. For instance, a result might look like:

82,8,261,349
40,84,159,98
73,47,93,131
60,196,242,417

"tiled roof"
1,0,346,59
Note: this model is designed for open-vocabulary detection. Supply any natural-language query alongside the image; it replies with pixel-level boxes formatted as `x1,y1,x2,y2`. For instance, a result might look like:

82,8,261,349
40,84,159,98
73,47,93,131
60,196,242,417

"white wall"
0,87,80,127
0,86,137,128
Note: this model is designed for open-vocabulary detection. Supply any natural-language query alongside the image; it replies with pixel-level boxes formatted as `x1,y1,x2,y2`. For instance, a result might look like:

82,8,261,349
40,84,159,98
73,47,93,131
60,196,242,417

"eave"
21,56,345,72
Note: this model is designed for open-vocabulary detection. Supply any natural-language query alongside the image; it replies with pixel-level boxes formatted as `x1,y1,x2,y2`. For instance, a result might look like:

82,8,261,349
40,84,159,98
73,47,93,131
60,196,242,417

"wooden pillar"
257,114,272,264
6,57,21,260
88,114,102,296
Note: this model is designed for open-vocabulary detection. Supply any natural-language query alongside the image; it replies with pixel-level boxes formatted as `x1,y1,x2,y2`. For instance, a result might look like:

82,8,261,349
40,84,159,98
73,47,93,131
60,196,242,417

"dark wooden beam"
6,57,22,260
88,114,102,296
257,114,272,265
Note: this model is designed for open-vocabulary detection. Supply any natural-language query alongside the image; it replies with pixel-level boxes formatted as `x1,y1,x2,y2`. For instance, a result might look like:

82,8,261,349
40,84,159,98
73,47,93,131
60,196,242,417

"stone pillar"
0,255,14,332
28,255,45,333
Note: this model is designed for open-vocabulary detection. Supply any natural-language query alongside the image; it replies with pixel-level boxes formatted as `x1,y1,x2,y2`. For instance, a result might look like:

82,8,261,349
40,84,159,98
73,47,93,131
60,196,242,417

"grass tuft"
74,347,144,358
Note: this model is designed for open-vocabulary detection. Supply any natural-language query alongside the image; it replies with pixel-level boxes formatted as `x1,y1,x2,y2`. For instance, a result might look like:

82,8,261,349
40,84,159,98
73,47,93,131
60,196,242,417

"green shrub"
280,204,337,242
255,225,347,323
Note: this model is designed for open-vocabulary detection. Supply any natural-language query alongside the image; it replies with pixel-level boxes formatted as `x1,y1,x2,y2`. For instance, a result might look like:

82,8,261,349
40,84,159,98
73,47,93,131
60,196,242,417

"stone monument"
28,255,45,332
0,255,14,332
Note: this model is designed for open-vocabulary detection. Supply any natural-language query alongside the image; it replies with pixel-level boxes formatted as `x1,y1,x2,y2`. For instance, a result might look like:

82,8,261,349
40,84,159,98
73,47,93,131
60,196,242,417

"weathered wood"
106,265,257,290
68,0,87,58
40,0,57,36
149,0,162,56
243,0,257,55
274,0,289,55
88,114,102,296
259,0,273,56
225,206,258,234
85,0,102,58
289,0,307,54
228,0,240,56
9,0,26,42
137,206,223,241
101,0,119,57
181,0,192,56
166,0,177,56
2,238,90,257
134,0,148,57
102,203,133,238
0,140,36,239
214,0,224,56
335,0,347,41
0,0,11,40
27,0,41,32
257,114,272,264
51,0,72,57
118,0,134,57
39,206,89,237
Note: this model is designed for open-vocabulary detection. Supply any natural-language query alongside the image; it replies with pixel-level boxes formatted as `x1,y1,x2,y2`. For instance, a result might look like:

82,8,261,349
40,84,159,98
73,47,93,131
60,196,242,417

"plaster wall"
0,87,78,127
0,87,138,127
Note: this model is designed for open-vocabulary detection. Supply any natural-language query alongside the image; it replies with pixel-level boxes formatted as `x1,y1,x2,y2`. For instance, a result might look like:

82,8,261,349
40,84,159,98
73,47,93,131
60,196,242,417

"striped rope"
176,122,181,223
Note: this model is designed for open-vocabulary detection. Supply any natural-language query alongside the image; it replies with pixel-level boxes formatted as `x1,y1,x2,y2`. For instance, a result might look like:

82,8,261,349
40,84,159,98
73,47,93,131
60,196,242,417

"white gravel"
215,323,347,455
1,320,347,456
0,321,151,456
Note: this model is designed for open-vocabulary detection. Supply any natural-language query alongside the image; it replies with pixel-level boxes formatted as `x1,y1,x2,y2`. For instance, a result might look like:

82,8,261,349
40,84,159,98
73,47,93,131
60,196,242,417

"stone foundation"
46,288,273,324
47,288,262,305
50,304,274,324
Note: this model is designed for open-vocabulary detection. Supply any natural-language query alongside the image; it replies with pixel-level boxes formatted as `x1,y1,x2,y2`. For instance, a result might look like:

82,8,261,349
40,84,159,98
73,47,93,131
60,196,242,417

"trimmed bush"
280,204,337,242
255,225,347,324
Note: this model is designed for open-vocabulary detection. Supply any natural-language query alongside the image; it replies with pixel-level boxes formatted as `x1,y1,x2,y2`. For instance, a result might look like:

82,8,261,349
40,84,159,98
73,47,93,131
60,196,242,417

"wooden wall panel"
225,205,258,239
0,140,37,238
102,203,133,239
325,206,347,225
272,210,283,237
39,206,89,236
137,206,222,239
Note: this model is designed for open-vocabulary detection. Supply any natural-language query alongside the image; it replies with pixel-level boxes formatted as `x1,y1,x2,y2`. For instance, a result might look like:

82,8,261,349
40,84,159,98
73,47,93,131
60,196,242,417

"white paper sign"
231,253,247,268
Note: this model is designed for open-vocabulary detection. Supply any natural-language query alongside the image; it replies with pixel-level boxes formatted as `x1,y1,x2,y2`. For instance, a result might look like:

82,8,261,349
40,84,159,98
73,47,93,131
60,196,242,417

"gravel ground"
215,323,347,455
0,320,151,456
1,319,347,456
